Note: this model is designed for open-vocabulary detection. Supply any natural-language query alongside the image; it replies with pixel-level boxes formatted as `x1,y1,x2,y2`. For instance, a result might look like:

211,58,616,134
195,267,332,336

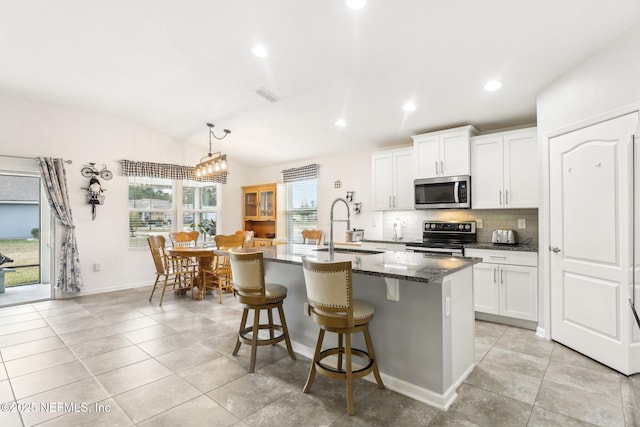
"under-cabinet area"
465,248,538,328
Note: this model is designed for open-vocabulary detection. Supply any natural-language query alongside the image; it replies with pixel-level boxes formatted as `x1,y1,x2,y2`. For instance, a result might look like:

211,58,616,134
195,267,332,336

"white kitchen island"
235,244,480,410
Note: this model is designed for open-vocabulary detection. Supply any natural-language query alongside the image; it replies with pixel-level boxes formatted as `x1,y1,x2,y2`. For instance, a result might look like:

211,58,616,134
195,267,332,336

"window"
128,177,221,248
128,177,174,248
286,178,318,243
182,180,218,236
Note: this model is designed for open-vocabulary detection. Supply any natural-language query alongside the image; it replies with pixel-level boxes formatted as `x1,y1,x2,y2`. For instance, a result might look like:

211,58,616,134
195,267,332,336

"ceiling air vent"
255,87,281,103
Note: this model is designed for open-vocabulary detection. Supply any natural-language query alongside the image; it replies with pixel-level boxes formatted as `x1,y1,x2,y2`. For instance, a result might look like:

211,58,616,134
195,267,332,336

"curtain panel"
37,157,84,293
282,163,319,182
121,160,227,183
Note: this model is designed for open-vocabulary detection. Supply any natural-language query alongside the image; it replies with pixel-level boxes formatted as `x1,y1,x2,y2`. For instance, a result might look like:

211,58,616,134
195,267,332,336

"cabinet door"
244,190,259,219
504,130,538,208
500,265,538,321
259,188,275,219
414,136,440,178
440,131,471,177
471,136,504,209
473,263,500,315
372,153,394,210
393,149,415,209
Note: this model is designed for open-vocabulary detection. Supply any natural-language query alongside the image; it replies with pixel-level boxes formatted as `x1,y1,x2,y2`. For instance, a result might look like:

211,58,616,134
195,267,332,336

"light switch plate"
518,219,526,229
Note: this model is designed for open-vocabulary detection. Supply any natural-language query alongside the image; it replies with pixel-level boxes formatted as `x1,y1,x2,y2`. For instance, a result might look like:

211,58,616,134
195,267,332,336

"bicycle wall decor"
81,162,111,220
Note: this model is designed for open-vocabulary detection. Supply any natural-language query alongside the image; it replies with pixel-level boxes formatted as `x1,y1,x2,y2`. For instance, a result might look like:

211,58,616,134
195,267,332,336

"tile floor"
0,284,51,308
0,286,637,426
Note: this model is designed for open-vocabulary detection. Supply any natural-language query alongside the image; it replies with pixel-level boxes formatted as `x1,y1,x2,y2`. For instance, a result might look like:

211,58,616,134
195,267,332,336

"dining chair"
228,250,296,372
302,229,323,245
235,230,255,247
169,230,200,275
205,234,246,303
169,230,199,247
147,235,193,305
301,257,384,415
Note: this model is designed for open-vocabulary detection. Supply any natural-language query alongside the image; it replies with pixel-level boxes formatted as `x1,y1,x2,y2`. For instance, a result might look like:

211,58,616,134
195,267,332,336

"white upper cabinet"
371,147,414,210
413,125,478,178
471,127,538,209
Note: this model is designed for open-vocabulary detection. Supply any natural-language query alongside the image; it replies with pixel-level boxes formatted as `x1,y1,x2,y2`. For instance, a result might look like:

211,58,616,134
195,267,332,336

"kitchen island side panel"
264,260,447,394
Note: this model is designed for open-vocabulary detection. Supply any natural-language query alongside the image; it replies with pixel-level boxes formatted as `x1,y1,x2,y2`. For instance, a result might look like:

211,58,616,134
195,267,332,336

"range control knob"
465,224,471,230
458,224,464,230
431,223,437,230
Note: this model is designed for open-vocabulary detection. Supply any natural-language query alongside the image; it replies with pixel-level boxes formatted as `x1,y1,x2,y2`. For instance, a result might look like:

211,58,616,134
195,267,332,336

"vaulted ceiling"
1,1,639,166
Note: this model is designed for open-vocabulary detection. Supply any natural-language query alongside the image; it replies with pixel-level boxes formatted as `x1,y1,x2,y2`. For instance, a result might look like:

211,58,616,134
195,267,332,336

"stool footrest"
238,324,287,346
315,347,375,380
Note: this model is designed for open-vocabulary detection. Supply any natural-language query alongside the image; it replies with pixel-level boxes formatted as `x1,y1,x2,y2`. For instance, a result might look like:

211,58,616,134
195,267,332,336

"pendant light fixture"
194,123,230,178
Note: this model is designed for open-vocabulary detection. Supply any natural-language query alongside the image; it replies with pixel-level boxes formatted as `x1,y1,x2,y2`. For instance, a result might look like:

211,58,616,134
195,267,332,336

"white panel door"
550,112,638,373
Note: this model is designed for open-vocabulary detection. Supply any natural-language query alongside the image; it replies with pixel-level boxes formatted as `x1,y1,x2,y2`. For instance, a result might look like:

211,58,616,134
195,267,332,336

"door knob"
549,246,561,253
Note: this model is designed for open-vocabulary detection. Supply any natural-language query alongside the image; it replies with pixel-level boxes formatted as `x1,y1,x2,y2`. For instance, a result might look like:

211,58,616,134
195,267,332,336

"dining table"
167,246,217,300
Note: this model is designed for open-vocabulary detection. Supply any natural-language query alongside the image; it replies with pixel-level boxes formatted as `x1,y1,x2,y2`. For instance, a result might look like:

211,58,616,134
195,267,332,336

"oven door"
414,175,470,209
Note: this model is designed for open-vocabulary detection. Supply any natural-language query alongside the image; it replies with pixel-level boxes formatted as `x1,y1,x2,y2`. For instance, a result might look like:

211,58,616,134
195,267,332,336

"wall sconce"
346,191,354,202
353,202,362,214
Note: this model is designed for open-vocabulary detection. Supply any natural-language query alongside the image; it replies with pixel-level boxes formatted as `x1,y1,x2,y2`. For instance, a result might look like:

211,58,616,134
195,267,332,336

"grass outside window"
0,239,39,286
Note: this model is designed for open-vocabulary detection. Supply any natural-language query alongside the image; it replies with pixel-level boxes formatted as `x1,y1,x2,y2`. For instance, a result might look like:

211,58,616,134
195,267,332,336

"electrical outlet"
518,219,526,229
476,219,483,229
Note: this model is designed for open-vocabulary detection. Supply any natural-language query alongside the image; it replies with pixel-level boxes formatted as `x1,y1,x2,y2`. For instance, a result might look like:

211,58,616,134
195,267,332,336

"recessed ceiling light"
346,0,367,10
484,80,502,91
402,102,416,112
251,45,268,58
335,119,347,127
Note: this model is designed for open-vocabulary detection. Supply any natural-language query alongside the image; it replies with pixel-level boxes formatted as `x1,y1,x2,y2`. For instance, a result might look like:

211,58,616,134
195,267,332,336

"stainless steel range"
405,220,476,256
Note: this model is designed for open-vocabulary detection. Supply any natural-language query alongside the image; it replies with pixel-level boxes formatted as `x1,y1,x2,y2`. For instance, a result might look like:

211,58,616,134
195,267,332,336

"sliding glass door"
0,156,52,306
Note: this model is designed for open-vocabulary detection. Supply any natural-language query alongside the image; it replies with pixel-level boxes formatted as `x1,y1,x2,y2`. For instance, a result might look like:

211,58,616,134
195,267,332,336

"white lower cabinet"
465,248,538,322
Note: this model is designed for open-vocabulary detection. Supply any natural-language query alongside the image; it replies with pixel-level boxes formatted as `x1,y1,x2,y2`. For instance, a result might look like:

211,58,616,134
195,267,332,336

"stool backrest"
229,251,266,304
169,231,199,247
302,257,354,328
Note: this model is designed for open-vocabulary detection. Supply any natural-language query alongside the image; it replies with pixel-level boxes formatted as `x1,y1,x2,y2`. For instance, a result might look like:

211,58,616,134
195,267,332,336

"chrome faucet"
329,197,351,254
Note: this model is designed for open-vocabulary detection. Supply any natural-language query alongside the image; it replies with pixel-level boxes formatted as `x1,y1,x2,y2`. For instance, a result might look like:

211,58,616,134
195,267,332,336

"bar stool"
228,251,296,372
301,257,384,415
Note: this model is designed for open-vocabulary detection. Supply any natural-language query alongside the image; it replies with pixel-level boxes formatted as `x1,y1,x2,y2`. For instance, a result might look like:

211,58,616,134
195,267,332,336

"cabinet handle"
489,255,507,259
501,269,504,284
435,161,439,175
499,190,502,206
393,196,396,207
493,267,497,284
440,161,444,175
505,190,509,205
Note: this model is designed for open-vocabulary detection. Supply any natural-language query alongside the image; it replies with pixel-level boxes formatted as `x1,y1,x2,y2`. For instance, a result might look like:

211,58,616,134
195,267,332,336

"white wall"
0,94,247,294
245,147,388,242
536,20,640,336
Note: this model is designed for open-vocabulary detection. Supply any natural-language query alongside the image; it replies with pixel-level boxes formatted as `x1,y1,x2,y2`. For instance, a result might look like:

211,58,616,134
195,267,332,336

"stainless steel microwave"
414,175,471,209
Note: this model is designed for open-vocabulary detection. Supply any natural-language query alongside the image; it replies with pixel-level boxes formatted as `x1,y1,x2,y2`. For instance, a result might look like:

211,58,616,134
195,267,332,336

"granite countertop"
464,242,538,252
230,244,481,284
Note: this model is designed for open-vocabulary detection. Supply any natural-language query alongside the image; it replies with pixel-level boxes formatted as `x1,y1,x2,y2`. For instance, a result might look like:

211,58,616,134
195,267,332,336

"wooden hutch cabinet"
242,183,285,245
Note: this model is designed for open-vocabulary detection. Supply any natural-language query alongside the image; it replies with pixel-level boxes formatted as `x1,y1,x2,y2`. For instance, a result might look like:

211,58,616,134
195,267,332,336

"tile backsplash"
382,208,539,245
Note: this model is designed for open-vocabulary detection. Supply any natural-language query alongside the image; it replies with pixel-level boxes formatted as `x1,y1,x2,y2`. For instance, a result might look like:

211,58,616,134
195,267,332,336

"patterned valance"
282,163,319,183
121,160,227,183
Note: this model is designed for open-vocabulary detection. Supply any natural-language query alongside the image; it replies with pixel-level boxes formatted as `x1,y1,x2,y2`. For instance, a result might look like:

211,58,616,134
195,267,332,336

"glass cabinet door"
260,189,275,218
244,190,258,218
